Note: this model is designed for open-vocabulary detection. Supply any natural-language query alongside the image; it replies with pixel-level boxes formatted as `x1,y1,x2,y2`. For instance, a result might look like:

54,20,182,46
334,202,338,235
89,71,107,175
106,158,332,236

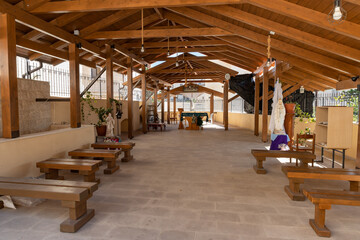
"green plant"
294,103,315,123
81,92,120,127
334,89,359,123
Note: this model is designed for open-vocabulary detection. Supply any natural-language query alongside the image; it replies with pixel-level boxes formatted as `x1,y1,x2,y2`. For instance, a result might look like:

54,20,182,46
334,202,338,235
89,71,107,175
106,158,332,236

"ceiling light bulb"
167,50,170,56
266,58,271,67
300,86,305,94
333,6,342,20
175,61,179,67
141,44,145,53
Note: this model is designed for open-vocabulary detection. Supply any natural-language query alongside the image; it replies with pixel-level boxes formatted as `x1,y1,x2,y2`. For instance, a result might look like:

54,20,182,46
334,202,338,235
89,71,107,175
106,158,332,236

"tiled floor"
0,123,359,240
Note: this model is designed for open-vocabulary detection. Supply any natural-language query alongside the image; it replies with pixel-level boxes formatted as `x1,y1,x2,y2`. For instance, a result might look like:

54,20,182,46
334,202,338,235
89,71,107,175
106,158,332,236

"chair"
292,133,316,167
169,112,177,124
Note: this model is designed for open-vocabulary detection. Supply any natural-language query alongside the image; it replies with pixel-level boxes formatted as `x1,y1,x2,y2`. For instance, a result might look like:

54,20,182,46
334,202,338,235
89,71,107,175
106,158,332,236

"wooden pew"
303,188,360,237
91,142,135,162
282,166,360,201
36,158,102,183
251,150,316,174
0,177,98,233
68,149,121,174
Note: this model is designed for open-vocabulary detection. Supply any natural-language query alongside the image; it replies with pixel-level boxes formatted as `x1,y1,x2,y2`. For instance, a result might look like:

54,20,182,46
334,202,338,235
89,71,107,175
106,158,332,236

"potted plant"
81,92,121,136
283,96,296,113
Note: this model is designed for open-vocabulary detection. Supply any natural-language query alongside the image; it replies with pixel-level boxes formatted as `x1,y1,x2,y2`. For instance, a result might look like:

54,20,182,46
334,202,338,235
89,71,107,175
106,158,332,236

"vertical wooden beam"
167,87,170,124
254,75,260,136
357,85,360,169
210,93,214,115
161,88,165,123
223,80,229,130
127,57,133,139
69,43,81,128
105,44,113,108
262,69,269,142
141,67,147,134
154,84,158,121
173,96,177,121
0,13,19,138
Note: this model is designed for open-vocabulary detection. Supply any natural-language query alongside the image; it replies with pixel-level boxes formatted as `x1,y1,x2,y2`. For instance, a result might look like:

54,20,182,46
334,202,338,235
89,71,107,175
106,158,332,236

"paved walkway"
0,124,359,239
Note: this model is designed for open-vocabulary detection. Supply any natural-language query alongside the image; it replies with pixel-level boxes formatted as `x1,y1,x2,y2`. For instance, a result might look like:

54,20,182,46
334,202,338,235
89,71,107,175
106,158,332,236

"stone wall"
0,78,51,137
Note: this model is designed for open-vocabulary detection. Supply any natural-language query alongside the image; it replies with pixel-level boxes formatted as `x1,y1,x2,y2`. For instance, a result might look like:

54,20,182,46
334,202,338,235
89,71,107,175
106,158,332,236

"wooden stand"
284,104,295,148
185,116,201,130
178,108,184,129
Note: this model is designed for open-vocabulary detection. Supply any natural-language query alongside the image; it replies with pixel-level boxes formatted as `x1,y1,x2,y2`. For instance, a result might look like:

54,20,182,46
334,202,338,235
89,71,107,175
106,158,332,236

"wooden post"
357,85,360,168
69,43,81,128
105,44,113,108
262,69,269,142
223,80,229,130
173,96,177,122
127,57,133,139
154,84,158,122
167,87,170,124
0,13,19,138
254,75,260,136
161,88,165,123
141,67,147,134
210,93,214,115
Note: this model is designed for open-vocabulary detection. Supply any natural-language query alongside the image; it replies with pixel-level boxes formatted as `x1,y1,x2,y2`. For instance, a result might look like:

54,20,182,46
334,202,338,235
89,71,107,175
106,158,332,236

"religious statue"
105,113,115,137
274,99,286,134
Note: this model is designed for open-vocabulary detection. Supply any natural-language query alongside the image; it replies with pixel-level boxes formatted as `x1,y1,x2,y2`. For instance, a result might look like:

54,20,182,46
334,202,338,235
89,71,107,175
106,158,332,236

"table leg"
342,149,346,169
332,149,335,168
321,147,324,163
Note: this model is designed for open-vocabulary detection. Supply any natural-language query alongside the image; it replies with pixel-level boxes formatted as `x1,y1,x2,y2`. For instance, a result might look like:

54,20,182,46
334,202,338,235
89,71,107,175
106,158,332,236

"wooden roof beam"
30,0,247,13
123,39,226,48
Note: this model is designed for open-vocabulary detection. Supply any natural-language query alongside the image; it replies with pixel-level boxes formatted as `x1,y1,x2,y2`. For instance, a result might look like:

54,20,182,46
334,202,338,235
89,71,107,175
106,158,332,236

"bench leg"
309,204,331,237
80,170,100,183
284,178,305,201
0,200,3,209
44,169,65,180
60,200,94,233
104,158,119,174
253,157,267,174
121,149,134,162
349,181,359,191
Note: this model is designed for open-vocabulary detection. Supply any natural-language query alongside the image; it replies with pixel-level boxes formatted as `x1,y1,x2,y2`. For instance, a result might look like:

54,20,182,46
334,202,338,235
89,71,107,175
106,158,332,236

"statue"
274,99,286,134
106,113,115,137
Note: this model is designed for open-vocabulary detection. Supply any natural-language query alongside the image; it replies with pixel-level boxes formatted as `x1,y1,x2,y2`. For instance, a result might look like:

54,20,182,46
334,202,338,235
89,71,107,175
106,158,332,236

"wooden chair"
292,134,316,167
169,112,177,124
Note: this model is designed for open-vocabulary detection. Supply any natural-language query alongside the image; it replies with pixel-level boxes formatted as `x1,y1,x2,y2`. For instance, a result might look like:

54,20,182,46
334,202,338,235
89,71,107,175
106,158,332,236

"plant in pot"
283,96,296,113
81,92,121,136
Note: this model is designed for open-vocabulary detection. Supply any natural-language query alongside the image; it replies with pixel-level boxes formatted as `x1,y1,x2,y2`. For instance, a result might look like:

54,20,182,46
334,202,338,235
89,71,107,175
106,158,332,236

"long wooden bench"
91,142,135,162
0,177,98,233
282,166,360,201
68,149,121,174
36,158,102,183
251,150,316,174
303,188,360,237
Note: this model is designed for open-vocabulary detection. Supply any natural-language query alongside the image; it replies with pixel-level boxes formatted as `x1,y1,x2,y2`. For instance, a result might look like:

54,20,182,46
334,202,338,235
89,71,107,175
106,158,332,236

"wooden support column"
161,88,165,123
210,93,214,115
141,67,147,134
254,75,260,136
262,69,269,142
357,85,360,169
154,84,158,121
173,96,177,121
127,57,133,139
69,43,81,128
0,13,19,138
167,87,170,124
223,80,229,130
105,44,113,108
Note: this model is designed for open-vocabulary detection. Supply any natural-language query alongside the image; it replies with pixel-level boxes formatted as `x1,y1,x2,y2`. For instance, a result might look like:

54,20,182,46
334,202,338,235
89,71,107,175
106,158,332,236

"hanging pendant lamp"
141,8,145,53
167,20,170,56
328,0,347,24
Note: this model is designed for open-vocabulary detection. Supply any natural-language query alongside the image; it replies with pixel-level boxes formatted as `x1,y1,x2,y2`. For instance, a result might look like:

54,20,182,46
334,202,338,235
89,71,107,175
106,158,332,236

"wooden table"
68,149,121,174
37,158,102,183
91,142,135,162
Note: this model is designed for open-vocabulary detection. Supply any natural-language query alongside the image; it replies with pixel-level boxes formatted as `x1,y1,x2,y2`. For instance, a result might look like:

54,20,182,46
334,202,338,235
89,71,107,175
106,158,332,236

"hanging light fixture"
266,34,272,68
141,8,145,53
300,86,305,94
175,37,179,67
328,0,347,24
167,20,170,56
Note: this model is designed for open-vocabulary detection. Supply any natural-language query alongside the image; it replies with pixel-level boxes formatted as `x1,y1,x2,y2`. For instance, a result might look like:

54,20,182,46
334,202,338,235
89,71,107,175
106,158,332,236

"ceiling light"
328,0,347,23
300,86,305,94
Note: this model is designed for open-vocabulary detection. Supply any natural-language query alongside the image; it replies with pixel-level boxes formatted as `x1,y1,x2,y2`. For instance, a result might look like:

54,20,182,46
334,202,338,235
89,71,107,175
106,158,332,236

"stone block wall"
0,78,51,137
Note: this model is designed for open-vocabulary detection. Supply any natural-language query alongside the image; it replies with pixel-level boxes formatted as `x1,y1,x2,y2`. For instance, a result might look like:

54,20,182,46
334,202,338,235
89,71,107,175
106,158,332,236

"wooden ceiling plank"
168,7,359,76
31,0,247,13
204,5,360,63
246,0,360,41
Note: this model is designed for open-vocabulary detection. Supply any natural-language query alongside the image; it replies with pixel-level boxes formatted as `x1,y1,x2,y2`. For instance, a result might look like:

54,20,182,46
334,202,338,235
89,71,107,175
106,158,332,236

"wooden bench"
0,200,3,209
303,188,360,237
0,177,98,233
251,150,316,174
37,158,102,183
68,149,121,174
147,122,166,131
91,142,135,162
282,166,360,201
